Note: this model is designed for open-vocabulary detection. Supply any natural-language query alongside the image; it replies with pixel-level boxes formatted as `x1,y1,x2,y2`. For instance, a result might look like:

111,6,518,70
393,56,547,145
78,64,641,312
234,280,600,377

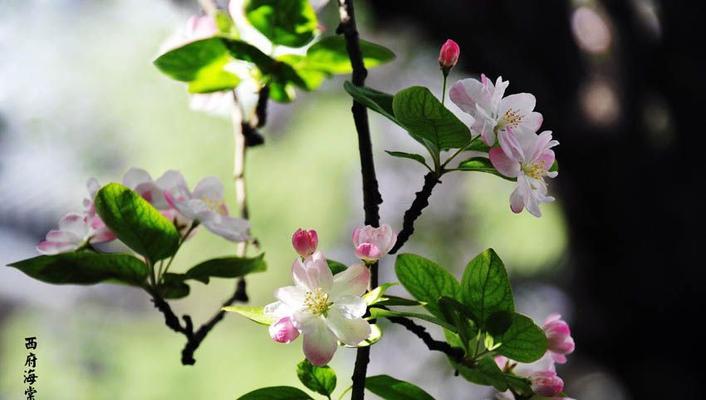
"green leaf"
269,80,297,103
461,249,514,328
296,359,337,397
305,36,395,74
365,375,436,400
326,259,348,275
362,282,397,306
161,273,191,299
185,254,266,284
343,82,398,124
154,37,227,81
456,157,515,181
438,296,478,350
392,86,472,152
370,295,424,307
504,375,534,398
222,38,276,71
222,305,275,325
244,0,317,47
486,311,514,336
186,59,240,94
278,54,329,91
237,386,313,400
467,139,490,153
94,183,180,262
385,151,431,169
453,356,509,392
368,308,457,333
7,253,148,286
549,159,559,173
497,313,548,363
395,253,461,320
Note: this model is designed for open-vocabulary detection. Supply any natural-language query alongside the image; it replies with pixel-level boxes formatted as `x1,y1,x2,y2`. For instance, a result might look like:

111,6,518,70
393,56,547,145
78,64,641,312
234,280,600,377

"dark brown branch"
387,316,465,362
390,172,441,254
336,0,383,398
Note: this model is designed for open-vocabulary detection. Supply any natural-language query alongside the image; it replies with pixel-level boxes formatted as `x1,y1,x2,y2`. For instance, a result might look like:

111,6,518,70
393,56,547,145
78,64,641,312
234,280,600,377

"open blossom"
265,251,371,366
489,129,559,217
292,229,318,257
450,74,543,146
37,212,113,255
163,172,250,242
438,39,460,73
352,224,397,263
543,314,575,364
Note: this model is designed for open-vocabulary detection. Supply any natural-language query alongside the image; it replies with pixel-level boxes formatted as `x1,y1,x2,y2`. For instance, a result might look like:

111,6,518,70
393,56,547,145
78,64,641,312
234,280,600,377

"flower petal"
301,317,338,366
331,295,367,318
192,176,224,202
292,251,333,292
330,263,370,299
489,147,520,178
324,307,371,346
122,168,152,189
201,214,250,242
58,213,89,238
274,286,306,308
499,93,536,118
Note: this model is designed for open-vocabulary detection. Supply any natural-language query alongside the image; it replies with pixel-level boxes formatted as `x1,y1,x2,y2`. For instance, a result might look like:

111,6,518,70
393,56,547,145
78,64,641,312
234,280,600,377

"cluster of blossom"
441,41,558,217
495,314,576,399
37,168,249,255
265,225,397,365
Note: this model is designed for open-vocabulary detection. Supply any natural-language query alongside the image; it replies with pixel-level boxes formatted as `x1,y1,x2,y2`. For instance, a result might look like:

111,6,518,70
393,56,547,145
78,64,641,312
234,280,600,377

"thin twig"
387,316,465,362
336,0,383,398
389,172,441,254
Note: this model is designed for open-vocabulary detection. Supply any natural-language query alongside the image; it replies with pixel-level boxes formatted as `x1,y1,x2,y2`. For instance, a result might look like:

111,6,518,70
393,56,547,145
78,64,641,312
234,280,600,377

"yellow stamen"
304,288,331,316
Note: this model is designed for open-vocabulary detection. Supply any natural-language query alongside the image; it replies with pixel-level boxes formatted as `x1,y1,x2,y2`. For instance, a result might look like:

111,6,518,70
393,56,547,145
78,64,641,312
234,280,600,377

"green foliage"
237,386,313,400
244,0,318,48
94,183,180,262
222,305,275,325
385,151,431,170
326,259,348,275
368,308,457,332
305,36,395,74
460,249,514,328
7,253,147,286
392,86,472,153
456,157,512,180
343,82,398,123
362,282,397,306
154,38,239,94
296,360,336,398
454,356,509,391
394,253,460,320
365,375,436,400
496,313,548,363
438,296,478,351
184,254,266,284
161,273,191,299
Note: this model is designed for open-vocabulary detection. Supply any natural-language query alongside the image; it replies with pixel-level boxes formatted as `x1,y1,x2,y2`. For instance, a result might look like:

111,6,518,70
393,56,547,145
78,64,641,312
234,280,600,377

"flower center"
522,162,546,180
304,288,331,316
499,108,523,129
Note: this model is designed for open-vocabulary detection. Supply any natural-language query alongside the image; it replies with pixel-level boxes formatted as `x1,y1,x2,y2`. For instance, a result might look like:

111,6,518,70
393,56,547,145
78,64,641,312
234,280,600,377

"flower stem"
441,73,448,106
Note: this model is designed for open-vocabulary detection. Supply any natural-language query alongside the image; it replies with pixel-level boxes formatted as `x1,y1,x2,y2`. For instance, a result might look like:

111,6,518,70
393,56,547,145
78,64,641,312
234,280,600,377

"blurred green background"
0,1,568,398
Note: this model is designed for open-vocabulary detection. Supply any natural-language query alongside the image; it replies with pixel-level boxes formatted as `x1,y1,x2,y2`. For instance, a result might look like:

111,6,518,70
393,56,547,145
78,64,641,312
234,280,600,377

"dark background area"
367,0,704,397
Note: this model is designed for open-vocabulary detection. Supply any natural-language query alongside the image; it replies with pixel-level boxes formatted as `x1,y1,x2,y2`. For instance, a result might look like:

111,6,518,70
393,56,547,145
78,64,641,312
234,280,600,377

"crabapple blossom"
37,212,112,255
450,74,543,146
352,224,397,263
543,314,575,364
265,251,371,366
530,370,565,397
489,129,559,217
292,228,318,257
163,173,250,242
438,39,460,73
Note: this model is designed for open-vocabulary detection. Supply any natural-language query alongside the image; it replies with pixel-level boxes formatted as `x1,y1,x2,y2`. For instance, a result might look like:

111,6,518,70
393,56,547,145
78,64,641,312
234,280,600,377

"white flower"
450,74,543,146
36,212,113,255
489,130,558,217
163,172,250,242
265,251,371,366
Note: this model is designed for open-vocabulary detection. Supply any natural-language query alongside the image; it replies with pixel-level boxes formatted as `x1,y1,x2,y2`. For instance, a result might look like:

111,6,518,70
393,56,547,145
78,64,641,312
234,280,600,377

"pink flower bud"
530,370,564,397
269,317,300,344
438,39,460,72
292,228,318,257
543,314,575,364
352,224,397,263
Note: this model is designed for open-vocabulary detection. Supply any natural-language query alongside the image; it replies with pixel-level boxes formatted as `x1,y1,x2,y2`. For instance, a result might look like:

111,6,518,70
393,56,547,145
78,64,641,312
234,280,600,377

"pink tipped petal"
269,317,301,344
58,213,89,237
498,130,525,162
201,214,250,242
499,93,536,117
302,319,338,366
510,185,526,214
331,263,370,298
292,228,318,257
36,240,77,255
489,148,521,178
538,150,556,172
331,296,368,318
86,177,101,198
324,308,371,346
530,371,564,397
355,243,381,261
292,251,333,292
449,78,486,115
525,112,544,131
